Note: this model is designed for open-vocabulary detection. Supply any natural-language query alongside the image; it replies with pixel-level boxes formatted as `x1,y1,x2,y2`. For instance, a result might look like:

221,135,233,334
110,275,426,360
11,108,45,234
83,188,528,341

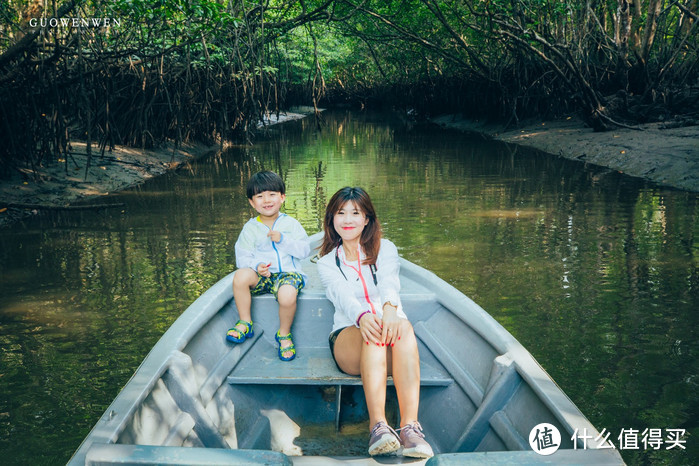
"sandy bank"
0,109,315,228
431,115,699,193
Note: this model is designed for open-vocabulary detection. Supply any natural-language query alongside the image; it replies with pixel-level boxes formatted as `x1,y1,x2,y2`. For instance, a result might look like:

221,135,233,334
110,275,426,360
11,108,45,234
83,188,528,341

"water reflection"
0,110,696,464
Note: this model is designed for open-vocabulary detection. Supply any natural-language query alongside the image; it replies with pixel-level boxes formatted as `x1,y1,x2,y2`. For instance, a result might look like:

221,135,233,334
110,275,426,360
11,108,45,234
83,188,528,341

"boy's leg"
276,284,298,359
231,268,260,335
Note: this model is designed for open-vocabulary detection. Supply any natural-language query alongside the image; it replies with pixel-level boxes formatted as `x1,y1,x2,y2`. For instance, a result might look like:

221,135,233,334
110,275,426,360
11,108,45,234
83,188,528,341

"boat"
69,232,624,465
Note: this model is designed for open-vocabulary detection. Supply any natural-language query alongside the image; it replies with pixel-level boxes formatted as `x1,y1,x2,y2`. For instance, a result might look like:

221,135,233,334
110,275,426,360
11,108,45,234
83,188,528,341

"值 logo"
529,423,561,455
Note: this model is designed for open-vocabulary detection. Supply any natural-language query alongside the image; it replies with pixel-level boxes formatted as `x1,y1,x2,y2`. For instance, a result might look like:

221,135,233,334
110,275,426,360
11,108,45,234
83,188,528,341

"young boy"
227,171,310,361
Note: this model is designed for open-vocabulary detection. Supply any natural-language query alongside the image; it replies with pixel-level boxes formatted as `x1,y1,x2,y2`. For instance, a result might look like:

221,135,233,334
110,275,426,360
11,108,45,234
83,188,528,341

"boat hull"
70,233,624,464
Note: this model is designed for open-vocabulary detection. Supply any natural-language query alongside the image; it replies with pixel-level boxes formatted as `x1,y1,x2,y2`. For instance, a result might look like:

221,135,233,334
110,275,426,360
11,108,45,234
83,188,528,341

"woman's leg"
333,326,389,427
388,323,433,458
333,327,400,455
388,322,421,427
361,339,390,427
332,326,363,375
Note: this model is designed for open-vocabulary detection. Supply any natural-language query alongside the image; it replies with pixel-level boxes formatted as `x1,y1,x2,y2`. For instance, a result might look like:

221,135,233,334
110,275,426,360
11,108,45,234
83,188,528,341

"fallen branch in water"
67,152,151,169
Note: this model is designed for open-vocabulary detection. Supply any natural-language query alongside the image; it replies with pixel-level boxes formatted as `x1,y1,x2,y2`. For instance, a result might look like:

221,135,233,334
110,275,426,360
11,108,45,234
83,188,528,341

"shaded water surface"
0,111,696,464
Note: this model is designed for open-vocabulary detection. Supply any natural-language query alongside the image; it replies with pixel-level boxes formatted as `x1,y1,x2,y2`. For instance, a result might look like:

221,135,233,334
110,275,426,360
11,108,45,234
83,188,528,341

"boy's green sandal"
226,320,253,343
275,331,296,361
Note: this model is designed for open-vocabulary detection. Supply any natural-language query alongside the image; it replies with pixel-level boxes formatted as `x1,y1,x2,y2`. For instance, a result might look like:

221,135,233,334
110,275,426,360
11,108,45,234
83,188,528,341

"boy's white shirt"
317,238,406,333
235,213,310,279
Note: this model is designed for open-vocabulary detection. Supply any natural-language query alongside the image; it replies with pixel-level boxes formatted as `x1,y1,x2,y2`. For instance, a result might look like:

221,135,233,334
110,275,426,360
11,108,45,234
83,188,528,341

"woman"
316,187,434,458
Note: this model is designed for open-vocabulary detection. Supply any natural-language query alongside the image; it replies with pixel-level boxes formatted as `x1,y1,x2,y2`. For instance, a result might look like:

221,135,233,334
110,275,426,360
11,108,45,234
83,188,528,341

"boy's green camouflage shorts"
251,272,304,300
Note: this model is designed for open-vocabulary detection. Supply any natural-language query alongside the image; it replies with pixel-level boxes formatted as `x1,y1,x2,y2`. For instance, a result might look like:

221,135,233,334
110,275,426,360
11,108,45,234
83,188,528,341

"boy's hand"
257,262,272,277
267,230,282,243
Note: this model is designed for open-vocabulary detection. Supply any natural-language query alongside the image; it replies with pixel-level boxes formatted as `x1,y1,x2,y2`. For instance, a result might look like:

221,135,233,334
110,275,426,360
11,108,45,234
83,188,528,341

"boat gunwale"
70,231,614,463
398,258,602,446
69,270,237,464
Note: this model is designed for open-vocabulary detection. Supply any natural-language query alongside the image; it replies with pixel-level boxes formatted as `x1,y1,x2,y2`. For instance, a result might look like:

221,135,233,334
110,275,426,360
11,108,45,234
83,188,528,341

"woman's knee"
362,342,389,371
394,323,418,351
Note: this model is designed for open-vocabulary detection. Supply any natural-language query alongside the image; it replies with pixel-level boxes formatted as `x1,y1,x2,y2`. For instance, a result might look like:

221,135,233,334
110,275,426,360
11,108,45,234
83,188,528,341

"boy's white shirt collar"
255,212,285,224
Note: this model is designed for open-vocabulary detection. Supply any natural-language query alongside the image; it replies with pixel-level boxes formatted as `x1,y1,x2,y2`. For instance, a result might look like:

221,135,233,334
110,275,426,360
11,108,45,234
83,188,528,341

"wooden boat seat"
226,332,453,433
226,265,449,388
227,345,453,387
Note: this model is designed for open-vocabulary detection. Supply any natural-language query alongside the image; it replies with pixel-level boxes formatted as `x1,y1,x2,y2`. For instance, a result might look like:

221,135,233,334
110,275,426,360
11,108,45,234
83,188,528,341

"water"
0,110,697,464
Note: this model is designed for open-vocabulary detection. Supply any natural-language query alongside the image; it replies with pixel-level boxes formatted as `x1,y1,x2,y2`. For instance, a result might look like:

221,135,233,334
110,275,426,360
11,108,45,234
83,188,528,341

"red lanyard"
338,245,376,314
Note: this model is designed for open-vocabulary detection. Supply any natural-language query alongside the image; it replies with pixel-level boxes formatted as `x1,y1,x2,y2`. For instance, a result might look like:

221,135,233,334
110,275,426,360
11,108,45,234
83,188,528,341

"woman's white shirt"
317,238,406,333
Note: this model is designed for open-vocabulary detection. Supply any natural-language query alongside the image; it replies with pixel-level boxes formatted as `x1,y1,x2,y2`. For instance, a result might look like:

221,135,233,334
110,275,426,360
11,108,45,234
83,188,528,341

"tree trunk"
616,0,633,91
641,0,663,63
631,0,643,51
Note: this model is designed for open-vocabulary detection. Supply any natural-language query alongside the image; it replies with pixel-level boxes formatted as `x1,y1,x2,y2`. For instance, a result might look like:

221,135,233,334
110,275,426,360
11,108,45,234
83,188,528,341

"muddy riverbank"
2,110,696,229
431,114,699,193
0,109,314,228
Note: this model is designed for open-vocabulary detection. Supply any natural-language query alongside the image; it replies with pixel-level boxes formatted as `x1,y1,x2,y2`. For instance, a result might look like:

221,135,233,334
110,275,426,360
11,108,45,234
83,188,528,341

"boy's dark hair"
246,171,285,198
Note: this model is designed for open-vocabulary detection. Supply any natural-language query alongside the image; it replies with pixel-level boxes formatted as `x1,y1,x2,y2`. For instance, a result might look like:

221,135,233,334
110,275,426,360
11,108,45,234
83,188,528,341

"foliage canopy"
0,0,697,175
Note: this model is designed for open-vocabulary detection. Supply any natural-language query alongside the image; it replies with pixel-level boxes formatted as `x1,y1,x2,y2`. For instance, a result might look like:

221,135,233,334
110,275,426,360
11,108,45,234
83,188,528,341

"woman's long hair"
319,187,381,264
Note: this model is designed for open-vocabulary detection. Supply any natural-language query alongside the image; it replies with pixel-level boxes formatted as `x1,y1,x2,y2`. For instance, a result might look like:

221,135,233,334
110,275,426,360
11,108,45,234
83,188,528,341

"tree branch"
0,0,77,69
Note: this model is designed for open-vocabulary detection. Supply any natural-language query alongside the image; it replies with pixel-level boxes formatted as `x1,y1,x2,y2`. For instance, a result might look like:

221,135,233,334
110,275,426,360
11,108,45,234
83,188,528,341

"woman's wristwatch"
383,301,398,311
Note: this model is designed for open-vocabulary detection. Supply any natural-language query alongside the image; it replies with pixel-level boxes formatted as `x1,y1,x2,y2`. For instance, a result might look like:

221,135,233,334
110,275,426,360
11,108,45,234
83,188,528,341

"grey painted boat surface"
69,233,624,465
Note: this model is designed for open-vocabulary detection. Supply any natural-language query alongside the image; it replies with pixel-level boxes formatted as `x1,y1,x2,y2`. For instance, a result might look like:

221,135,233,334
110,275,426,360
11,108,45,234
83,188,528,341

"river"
0,110,696,464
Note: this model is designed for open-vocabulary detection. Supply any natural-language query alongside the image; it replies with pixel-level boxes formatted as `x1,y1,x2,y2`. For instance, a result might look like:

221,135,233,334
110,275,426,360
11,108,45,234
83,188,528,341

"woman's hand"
358,312,383,346
381,304,405,346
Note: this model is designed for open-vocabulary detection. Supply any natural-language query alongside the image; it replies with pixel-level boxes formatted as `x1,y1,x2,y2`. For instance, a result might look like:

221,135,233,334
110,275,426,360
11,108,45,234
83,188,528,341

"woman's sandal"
226,319,253,343
275,331,296,361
